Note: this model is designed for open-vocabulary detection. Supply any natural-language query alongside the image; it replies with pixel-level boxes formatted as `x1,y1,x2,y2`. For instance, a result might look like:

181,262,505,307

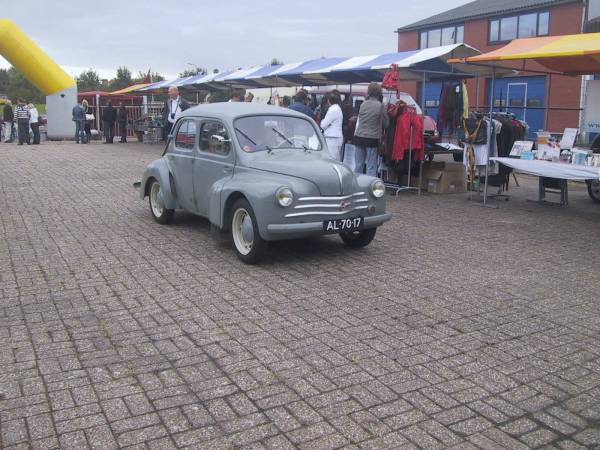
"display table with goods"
491,150,600,205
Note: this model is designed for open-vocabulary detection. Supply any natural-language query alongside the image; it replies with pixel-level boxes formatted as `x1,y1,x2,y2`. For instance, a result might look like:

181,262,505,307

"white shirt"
29,107,39,124
321,104,343,138
168,97,182,124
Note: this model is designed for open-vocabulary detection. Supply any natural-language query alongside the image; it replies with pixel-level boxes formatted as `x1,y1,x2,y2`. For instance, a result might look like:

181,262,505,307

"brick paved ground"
1,140,599,449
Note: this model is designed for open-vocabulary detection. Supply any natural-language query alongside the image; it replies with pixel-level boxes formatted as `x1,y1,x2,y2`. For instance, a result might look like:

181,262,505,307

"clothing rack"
381,104,422,196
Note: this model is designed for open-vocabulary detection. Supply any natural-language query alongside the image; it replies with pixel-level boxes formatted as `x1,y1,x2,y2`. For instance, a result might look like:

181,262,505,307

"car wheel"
149,179,174,224
230,198,266,264
340,228,377,248
587,180,600,204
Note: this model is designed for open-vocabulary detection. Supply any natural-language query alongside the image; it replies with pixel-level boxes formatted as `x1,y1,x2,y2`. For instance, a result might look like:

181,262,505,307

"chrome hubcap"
150,182,164,217
232,208,253,255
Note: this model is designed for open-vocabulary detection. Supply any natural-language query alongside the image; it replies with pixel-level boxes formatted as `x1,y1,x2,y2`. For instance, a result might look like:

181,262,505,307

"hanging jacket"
392,110,424,161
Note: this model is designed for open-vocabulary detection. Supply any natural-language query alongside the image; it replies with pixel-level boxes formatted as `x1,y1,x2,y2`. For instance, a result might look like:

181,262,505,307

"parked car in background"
138,103,391,264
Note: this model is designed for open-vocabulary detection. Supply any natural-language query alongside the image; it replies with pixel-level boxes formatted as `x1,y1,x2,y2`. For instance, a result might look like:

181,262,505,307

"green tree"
270,58,284,65
179,66,206,78
134,70,165,83
76,69,101,92
1,67,44,103
110,66,133,90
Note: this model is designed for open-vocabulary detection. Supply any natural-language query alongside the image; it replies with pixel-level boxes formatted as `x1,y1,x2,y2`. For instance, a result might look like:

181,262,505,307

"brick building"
396,0,600,135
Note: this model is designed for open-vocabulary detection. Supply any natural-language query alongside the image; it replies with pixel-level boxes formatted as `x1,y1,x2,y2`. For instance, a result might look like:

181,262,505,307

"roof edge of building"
396,0,579,33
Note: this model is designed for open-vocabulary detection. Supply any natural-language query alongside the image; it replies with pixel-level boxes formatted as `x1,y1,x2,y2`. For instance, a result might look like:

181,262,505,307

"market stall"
449,32,600,206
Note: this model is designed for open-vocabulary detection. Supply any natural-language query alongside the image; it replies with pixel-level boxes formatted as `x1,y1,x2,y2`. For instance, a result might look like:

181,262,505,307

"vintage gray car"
139,103,391,263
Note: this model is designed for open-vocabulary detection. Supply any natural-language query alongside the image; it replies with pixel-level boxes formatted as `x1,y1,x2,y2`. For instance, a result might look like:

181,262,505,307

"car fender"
140,158,179,210
217,167,319,238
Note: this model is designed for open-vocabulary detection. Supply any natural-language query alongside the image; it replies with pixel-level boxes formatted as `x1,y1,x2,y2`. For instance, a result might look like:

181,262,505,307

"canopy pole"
544,74,552,131
475,74,480,111
483,67,496,207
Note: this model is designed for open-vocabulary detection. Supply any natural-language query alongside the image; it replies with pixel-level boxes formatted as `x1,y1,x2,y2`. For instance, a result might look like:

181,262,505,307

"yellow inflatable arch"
0,19,77,139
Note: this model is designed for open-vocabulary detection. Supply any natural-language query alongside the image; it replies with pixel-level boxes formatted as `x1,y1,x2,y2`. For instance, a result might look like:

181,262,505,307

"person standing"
102,101,117,144
15,98,30,145
353,82,389,177
3,100,13,143
82,99,91,143
162,86,190,140
28,103,40,145
288,90,314,117
118,103,128,143
320,92,344,161
72,101,87,143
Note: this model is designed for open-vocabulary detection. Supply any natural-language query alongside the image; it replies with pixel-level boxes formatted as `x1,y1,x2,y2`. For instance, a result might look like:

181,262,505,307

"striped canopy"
138,43,478,91
448,33,600,75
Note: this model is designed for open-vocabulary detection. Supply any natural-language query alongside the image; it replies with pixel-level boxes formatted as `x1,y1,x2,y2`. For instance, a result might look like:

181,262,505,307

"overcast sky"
2,0,470,80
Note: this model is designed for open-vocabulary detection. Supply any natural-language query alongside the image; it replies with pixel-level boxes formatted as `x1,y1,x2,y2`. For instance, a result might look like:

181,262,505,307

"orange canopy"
108,83,150,95
449,33,600,75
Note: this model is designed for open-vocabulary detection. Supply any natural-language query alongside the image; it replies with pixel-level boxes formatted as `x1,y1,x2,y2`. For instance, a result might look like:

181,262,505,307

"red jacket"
392,110,424,161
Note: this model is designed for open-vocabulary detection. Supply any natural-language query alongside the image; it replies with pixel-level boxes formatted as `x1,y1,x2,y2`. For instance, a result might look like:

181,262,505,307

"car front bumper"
265,213,392,239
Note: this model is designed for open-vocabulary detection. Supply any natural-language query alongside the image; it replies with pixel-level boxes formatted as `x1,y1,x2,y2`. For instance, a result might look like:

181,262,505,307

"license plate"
323,217,363,234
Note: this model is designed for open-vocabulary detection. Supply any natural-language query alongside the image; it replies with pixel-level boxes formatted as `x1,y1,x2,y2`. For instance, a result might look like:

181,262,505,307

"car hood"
245,150,356,196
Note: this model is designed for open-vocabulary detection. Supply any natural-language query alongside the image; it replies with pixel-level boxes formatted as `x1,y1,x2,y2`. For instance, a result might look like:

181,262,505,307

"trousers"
119,121,127,142
17,119,30,144
3,121,13,142
354,145,379,177
104,122,115,143
30,122,40,144
75,120,86,143
325,136,343,161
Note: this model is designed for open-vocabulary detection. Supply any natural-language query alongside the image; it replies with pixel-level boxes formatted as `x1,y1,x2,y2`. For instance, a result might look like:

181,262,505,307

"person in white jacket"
320,92,343,161
28,104,40,145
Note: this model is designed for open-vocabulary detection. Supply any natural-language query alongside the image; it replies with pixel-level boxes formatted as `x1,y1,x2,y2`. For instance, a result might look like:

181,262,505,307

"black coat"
117,107,127,123
102,106,117,124
3,104,13,122
162,97,190,123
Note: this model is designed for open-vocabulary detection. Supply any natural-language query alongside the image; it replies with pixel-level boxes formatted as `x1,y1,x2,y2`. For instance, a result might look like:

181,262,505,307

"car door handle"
223,165,233,173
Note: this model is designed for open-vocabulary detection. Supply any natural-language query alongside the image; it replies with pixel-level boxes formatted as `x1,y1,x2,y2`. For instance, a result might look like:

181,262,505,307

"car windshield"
234,115,322,152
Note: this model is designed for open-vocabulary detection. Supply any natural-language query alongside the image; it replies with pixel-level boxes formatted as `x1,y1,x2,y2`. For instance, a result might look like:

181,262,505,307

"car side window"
174,119,196,150
199,121,231,155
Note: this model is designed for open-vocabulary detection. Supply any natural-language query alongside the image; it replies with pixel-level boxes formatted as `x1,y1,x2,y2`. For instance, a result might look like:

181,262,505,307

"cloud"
0,0,471,80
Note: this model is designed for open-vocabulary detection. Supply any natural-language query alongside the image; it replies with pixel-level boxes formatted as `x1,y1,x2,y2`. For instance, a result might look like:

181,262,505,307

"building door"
507,83,527,122
488,75,546,137
418,81,442,122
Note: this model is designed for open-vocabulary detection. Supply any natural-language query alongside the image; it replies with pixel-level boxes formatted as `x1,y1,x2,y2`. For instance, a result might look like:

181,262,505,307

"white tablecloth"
491,157,600,181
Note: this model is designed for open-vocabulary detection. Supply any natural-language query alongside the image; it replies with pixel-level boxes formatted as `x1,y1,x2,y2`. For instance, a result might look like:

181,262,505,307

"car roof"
180,102,308,121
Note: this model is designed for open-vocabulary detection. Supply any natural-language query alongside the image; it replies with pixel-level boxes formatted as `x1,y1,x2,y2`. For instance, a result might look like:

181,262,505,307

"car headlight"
276,187,294,207
371,180,385,198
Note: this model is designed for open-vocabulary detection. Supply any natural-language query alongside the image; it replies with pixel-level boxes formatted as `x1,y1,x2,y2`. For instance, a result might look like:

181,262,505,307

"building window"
589,0,600,20
489,11,550,43
419,25,464,49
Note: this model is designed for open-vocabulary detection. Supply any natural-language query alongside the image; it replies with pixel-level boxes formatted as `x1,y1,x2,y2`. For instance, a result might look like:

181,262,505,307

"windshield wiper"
271,127,309,151
234,127,257,145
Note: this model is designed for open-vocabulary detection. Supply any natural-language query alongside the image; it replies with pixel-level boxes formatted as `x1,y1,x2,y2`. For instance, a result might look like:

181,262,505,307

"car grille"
284,192,368,218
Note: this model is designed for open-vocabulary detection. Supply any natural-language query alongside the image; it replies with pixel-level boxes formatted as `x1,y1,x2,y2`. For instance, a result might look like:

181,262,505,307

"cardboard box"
421,161,466,194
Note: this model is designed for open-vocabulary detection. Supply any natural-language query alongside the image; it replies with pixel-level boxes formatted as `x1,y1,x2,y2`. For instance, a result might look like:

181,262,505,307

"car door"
166,118,197,212
193,119,235,217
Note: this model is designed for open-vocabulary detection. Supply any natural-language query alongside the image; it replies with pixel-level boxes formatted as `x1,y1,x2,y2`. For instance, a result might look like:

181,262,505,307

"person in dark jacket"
288,90,314,117
118,103,128,143
72,102,87,143
162,87,190,141
3,100,14,143
102,101,117,144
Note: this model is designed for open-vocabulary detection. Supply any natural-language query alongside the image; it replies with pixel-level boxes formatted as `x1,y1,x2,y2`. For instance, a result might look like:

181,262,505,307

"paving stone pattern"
1,141,600,449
